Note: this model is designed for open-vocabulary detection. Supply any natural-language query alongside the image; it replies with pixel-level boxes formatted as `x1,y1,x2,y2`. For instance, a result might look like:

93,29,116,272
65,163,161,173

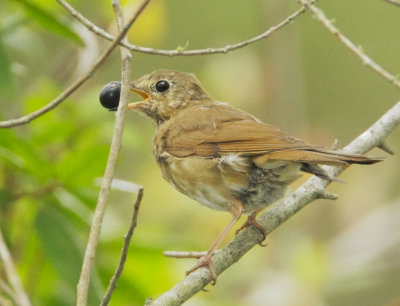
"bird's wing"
165,113,315,157
164,105,379,165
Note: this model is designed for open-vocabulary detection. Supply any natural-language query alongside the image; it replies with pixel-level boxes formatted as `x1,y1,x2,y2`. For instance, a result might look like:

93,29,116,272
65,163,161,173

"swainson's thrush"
127,69,381,281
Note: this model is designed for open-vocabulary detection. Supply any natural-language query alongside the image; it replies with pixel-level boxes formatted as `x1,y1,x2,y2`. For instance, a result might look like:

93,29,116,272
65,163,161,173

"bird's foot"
235,214,267,246
186,253,217,285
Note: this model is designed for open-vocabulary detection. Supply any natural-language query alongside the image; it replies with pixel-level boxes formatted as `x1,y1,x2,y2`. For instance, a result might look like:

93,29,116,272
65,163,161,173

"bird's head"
128,69,210,125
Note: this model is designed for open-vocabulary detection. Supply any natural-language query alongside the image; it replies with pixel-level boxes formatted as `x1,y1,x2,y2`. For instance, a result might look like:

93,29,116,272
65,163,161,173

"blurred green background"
1,0,400,305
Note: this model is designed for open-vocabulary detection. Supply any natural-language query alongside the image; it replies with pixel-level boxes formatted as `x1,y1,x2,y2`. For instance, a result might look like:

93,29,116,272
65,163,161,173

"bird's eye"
155,80,170,93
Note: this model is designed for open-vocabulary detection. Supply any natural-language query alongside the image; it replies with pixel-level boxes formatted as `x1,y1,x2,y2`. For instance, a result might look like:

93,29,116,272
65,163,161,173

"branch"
0,293,12,306
385,0,400,6
298,0,400,89
100,188,143,306
99,6,139,305
76,1,150,305
0,230,31,306
149,100,400,305
0,0,147,129
57,0,307,56
0,279,17,305
163,251,214,259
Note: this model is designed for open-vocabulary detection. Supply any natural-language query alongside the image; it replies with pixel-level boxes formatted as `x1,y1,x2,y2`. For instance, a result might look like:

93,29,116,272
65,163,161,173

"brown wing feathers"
167,118,312,157
165,108,381,166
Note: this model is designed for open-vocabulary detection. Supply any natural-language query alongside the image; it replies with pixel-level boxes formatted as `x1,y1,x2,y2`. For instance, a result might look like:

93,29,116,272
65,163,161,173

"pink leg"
186,201,243,284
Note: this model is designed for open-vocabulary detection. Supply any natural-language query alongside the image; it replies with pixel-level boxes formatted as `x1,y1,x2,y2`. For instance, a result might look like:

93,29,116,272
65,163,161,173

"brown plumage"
128,69,381,282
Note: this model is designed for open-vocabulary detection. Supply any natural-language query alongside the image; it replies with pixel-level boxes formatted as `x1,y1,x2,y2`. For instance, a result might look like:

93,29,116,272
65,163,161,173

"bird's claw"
186,253,217,285
235,216,267,246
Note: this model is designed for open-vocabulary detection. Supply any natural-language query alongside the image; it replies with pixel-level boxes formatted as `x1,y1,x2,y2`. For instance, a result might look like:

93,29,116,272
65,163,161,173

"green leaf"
14,0,83,45
35,207,102,304
35,207,83,285
0,129,52,181
57,144,109,187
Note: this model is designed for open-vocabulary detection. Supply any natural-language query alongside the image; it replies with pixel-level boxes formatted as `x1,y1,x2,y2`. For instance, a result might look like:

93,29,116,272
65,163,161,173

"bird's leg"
186,201,243,284
235,210,267,246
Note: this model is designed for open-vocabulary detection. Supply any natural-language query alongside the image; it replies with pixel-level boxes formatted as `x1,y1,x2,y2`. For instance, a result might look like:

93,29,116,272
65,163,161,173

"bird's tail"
266,149,383,166
266,149,383,181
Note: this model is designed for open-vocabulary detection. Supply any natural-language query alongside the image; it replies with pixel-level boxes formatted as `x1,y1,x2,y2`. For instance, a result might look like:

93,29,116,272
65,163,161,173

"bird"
126,69,381,282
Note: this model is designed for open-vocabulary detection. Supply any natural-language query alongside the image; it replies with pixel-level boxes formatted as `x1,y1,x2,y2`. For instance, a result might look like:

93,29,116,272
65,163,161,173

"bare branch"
0,279,18,305
149,101,400,305
0,294,12,306
76,1,150,305
378,142,395,155
57,0,307,56
163,251,219,259
99,4,135,304
385,0,400,6
0,230,31,306
317,191,339,200
298,0,400,89
100,188,143,306
0,0,147,129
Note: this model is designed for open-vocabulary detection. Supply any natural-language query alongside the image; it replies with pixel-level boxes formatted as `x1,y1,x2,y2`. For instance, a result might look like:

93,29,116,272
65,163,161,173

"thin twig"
101,188,143,306
99,2,138,305
378,142,395,155
317,191,339,200
76,1,150,305
0,0,147,129
149,101,400,305
0,294,12,306
57,0,307,56
0,279,18,305
163,251,218,259
385,0,400,6
298,0,400,89
0,230,31,306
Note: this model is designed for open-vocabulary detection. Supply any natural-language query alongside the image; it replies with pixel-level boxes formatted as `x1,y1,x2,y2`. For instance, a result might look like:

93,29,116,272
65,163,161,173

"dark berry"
99,81,121,111
155,80,170,93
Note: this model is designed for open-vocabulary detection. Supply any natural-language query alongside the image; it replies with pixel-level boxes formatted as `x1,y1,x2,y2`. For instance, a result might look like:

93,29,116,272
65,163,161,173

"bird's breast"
155,152,250,211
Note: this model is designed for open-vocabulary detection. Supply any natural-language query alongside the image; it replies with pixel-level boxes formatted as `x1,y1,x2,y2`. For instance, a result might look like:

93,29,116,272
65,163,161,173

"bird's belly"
156,153,302,214
238,162,301,212
157,154,250,212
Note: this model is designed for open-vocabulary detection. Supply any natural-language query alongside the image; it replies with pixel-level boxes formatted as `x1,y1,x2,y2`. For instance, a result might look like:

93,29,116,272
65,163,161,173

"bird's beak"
128,85,150,110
